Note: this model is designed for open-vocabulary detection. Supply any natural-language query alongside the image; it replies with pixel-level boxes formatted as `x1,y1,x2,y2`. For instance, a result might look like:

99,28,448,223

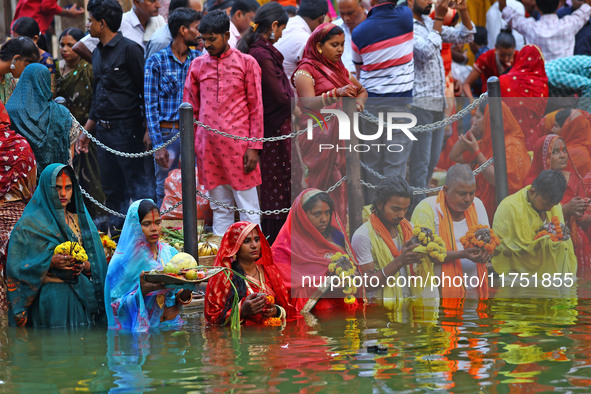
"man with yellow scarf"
411,164,490,300
492,170,577,278
351,176,436,305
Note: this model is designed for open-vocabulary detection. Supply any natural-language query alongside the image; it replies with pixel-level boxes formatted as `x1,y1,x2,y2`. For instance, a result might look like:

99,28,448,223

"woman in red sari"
0,102,36,313
499,44,549,150
450,101,531,224
204,222,294,325
524,134,591,275
293,23,367,220
538,109,591,178
272,189,361,314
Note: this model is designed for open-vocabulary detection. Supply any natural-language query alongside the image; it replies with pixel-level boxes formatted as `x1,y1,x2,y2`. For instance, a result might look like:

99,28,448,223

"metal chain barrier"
79,187,183,218
359,92,488,133
193,113,335,142
75,118,181,158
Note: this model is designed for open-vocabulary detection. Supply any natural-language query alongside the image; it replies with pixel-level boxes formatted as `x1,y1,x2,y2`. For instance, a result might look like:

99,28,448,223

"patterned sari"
56,59,105,218
499,45,549,150
293,23,357,222
0,102,36,312
205,222,293,325
524,134,591,275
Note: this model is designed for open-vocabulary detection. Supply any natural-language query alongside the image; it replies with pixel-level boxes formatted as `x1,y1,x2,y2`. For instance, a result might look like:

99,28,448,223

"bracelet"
177,292,192,305
381,267,387,278
321,92,328,106
434,17,444,21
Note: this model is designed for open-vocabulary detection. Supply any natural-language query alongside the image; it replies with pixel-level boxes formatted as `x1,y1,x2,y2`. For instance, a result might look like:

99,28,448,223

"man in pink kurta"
184,10,264,235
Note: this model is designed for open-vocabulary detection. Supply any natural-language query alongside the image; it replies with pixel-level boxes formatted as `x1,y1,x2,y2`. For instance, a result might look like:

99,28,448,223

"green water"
1,286,591,392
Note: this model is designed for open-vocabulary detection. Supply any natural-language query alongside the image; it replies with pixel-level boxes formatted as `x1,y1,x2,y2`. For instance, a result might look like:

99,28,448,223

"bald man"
411,164,490,297
334,0,366,75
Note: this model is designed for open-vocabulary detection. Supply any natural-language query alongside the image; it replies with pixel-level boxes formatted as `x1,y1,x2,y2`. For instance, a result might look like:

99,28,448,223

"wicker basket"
198,255,216,265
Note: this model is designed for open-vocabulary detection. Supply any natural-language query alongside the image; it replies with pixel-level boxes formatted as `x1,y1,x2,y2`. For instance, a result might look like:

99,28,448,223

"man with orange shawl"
351,177,436,304
272,189,361,314
411,164,490,299
204,222,294,325
450,101,531,224
498,44,549,150
524,134,591,276
493,170,577,277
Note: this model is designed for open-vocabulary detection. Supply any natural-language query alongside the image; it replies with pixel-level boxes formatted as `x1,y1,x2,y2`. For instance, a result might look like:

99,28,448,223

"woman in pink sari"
272,189,362,314
292,23,367,220
499,44,549,150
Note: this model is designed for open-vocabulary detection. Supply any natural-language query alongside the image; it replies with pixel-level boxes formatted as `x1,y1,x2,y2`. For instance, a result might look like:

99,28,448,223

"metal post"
179,103,198,260
344,98,363,234
487,77,509,204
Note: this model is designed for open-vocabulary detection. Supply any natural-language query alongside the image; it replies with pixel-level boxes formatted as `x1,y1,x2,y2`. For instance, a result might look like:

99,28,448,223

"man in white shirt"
499,0,591,60
333,0,366,75
411,164,490,298
274,0,328,81
120,0,166,49
486,0,526,49
228,0,260,48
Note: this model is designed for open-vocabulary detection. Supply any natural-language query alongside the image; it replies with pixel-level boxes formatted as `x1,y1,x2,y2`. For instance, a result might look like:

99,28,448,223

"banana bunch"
198,241,218,257
411,227,447,263
54,241,88,262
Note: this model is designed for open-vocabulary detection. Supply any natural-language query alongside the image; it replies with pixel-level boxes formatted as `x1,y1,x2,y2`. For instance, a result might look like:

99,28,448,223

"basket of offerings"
144,252,224,289
534,216,570,242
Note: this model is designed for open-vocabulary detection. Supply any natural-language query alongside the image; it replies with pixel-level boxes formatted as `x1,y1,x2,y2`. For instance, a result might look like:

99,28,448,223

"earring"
319,49,322,54
270,31,275,40
10,60,16,70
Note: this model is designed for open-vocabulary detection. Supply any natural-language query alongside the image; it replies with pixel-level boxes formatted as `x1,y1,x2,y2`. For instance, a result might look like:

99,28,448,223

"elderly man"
334,0,366,75
411,164,490,298
492,170,577,277
351,176,437,304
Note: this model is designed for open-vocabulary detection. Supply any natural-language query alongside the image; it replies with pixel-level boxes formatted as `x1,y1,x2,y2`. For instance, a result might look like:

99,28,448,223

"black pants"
95,119,153,231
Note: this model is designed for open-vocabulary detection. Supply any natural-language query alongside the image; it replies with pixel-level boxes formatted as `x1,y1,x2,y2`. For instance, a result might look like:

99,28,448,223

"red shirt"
473,49,519,93
13,0,62,34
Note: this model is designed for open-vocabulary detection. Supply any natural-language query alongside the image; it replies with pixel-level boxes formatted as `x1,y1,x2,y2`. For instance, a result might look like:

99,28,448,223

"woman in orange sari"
538,108,591,178
204,222,294,325
499,44,549,150
450,101,531,224
272,189,361,314
293,23,367,220
524,134,591,275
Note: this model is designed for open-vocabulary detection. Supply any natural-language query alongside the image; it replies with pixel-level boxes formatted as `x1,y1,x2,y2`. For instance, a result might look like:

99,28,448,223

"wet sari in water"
476,102,531,224
105,200,182,333
272,189,359,314
499,45,549,150
0,102,36,313
524,134,591,275
205,222,294,325
292,23,357,221
6,164,107,327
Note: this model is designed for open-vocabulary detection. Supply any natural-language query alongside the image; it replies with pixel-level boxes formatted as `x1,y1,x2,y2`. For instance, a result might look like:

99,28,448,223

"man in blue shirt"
144,7,202,206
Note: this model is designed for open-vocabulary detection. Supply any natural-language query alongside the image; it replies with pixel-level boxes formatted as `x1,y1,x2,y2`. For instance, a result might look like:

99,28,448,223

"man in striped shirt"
351,0,415,196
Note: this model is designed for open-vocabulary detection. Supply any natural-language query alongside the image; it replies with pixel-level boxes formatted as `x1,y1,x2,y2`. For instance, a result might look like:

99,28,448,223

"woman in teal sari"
6,164,107,327
105,200,192,332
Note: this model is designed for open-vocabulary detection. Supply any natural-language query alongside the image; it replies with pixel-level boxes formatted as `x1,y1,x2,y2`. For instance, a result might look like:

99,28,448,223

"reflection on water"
1,285,591,392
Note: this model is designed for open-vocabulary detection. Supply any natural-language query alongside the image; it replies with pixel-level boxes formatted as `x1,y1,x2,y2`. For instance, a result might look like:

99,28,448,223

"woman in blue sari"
105,200,193,332
6,164,107,327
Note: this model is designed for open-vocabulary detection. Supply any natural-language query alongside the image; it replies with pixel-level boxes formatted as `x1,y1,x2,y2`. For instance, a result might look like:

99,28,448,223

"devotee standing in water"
6,165,107,328
493,170,577,277
411,164,490,299
77,0,151,232
184,10,264,235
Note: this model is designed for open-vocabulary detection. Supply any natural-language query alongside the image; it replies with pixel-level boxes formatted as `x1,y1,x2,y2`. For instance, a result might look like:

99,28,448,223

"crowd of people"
0,0,590,331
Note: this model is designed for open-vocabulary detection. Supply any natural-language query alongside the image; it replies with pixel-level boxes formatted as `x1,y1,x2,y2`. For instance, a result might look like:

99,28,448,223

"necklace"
65,211,82,243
